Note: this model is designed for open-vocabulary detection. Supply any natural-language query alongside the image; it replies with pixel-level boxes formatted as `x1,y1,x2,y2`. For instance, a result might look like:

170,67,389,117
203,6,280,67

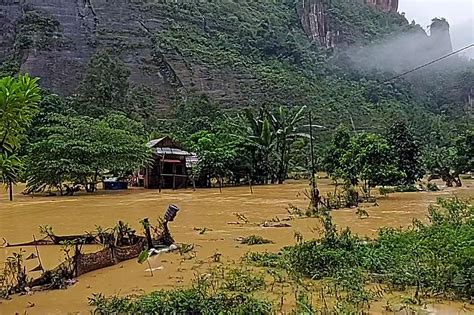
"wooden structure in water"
144,137,192,189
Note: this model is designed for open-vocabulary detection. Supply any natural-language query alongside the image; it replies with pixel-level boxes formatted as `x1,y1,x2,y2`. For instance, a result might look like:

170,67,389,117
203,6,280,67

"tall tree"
74,50,130,117
425,130,473,187
243,107,276,183
387,121,425,185
26,114,151,195
347,133,400,198
0,74,41,200
268,105,306,184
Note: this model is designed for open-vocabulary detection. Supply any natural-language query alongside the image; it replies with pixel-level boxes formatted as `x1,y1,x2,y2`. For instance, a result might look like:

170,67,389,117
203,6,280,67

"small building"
144,137,192,189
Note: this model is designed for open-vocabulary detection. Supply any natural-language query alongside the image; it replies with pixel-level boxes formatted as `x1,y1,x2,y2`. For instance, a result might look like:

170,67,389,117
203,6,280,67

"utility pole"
308,111,318,209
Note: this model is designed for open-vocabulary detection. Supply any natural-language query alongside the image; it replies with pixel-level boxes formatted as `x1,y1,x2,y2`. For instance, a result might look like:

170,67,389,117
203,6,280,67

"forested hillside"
1,0,471,135
1,0,472,192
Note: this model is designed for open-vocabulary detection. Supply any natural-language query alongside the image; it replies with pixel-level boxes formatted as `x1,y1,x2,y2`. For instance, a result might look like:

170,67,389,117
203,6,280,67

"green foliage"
14,11,62,51
0,74,41,190
89,268,271,314
387,121,424,185
324,128,401,198
74,50,131,117
239,235,273,246
222,268,265,293
0,75,41,152
25,114,151,193
424,130,473,187
248,197,474,300
0,153,22,185
189,130,239,185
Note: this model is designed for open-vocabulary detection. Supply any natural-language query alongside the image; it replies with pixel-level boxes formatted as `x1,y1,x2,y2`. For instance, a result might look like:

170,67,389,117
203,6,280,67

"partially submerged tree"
0,74,41,200
387,121,424,185
425,130,473,187
26,114,152,195
189,130,239,188
268,105,306,184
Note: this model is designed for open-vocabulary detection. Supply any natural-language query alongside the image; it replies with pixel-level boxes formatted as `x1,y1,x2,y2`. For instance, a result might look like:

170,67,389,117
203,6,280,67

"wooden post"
172,164,176,190
308,111,318,210
142,218,153,249
248,174,253,195
218,176,222,193
159,156,165,193
9,181,13,201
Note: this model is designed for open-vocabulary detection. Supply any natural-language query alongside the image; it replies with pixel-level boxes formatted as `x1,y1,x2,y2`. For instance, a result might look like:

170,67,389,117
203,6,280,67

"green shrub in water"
240,235,274,245
249,197,474,300
89,288,271,314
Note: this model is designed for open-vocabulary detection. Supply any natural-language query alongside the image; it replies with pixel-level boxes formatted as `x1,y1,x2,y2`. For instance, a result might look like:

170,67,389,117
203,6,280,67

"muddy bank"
0,179,472,314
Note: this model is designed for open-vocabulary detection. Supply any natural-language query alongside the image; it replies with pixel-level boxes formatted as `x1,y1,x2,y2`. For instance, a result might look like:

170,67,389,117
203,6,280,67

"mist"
341,22,472,76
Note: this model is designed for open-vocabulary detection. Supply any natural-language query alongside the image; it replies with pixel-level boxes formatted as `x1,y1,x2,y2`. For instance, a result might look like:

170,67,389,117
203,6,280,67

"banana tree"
243,108,276,184
267,105,307,184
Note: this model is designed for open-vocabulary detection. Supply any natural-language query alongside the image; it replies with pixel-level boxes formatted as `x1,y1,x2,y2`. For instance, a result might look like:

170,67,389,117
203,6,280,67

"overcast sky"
398,0,474,58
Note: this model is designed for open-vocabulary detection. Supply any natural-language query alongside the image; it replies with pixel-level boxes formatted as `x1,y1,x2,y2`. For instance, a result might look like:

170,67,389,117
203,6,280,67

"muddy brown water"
0,179,472,314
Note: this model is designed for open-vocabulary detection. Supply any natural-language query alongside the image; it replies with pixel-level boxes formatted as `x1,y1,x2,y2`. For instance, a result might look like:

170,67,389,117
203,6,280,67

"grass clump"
222,268,265,293
239,235,273,245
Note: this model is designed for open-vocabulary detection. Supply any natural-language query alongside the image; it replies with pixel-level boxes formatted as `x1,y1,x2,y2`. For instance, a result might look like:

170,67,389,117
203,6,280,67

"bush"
89,288,271,314
239,235,273,245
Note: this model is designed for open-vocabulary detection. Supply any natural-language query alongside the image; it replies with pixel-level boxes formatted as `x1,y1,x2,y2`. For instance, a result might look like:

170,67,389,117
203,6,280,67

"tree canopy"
26,114,152,194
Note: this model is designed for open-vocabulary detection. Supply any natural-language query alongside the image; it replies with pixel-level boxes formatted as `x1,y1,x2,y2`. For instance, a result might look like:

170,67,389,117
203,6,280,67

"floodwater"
0,178,472,314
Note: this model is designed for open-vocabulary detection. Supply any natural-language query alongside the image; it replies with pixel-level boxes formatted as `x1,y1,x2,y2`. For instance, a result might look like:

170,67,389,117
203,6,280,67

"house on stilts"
143,137,196,189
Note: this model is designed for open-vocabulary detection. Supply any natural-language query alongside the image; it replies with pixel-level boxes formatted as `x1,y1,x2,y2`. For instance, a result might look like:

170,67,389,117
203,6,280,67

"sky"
398,0,474,58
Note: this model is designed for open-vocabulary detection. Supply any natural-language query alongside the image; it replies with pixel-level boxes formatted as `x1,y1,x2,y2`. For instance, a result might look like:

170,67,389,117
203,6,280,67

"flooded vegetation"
1,179,472,314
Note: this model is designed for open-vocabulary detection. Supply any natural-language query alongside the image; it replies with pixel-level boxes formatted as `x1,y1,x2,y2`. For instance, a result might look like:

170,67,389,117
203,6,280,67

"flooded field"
0,179,472,314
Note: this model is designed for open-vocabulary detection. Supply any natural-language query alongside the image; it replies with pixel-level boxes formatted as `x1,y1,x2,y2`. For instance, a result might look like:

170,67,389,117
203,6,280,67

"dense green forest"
0,0,472,195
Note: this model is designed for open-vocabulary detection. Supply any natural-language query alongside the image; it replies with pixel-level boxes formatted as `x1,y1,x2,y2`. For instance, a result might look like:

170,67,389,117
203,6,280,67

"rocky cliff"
1,0,259,108
429,18,453,55
0,0,410,101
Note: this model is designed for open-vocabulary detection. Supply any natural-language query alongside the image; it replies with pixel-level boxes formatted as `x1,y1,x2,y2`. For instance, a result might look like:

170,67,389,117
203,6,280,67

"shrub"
89,288,271,314
239,235,273,245
248,197,474,299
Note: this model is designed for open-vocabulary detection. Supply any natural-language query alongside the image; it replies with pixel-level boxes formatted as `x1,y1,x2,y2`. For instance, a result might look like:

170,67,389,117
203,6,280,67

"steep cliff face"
300,0,339,48
0,0,257,108
299,0,406,47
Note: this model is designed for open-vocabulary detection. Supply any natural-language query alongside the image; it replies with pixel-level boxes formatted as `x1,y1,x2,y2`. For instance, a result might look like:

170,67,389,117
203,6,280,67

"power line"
383,43,474,83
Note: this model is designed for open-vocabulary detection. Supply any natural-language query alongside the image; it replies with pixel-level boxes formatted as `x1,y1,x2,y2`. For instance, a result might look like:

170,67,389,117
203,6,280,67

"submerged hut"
144,137,192,189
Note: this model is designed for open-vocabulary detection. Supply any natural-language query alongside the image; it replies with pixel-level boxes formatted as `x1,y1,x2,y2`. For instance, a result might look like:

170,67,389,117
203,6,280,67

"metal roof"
155,147,191,156
146,137,166,148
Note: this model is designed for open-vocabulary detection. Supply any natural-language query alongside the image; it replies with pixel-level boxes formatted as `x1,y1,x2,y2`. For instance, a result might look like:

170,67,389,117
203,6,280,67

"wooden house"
144,137,192,189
